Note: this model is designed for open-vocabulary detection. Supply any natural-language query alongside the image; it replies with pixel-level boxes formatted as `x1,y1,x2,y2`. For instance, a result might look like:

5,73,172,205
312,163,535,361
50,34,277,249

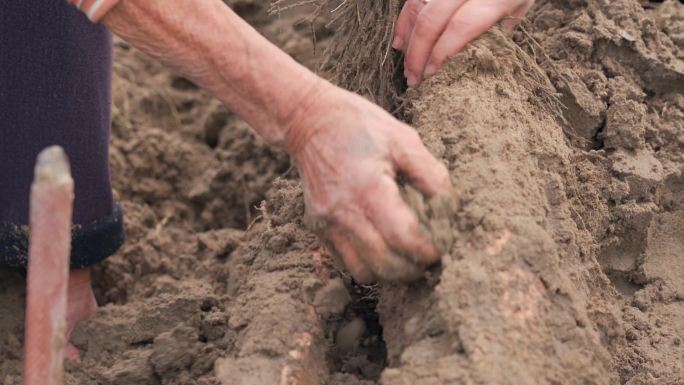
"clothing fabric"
0,0,124,269
67,0,122,22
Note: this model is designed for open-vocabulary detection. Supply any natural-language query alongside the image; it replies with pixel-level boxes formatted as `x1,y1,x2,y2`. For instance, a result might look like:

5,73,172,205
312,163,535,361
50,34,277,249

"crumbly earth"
377,0,684,384
1,0,683,384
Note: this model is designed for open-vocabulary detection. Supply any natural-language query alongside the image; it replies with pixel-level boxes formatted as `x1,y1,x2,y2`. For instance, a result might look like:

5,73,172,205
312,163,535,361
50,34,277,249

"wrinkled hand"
287,86,451,283
393,0,535,86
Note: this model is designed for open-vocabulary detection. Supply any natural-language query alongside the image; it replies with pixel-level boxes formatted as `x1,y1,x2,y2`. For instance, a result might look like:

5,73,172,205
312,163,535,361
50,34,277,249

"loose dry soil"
1,0,683,384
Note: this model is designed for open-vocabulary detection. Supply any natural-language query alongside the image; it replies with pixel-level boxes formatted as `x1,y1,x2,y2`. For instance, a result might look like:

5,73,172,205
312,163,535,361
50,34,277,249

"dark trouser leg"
0,0,124,269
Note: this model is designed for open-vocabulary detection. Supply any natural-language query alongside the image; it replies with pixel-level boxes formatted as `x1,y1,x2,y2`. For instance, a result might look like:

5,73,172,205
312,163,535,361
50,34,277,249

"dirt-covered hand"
286,86,451,283
393,0,534,86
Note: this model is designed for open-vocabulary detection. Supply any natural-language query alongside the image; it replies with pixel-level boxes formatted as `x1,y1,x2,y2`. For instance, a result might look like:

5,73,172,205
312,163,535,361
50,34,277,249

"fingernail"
392,36,403,49
425,62,439,77
406,71,418,87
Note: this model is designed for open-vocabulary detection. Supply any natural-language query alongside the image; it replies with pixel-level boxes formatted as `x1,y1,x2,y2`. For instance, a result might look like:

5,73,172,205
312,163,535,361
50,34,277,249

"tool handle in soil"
24,146,74,385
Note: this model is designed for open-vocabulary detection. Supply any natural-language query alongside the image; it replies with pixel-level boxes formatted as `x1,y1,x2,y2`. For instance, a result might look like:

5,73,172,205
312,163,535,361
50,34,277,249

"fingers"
395,0,534,84
391,128,451,196
363,175,442,264
393,0,410,50
332,207,424,282
393,0,426,52
425,0,515,72
404,0,468,85
327,229,375,284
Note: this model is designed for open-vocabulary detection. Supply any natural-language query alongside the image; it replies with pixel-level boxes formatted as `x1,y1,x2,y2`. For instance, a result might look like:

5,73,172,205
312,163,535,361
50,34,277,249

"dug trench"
1,0,683,384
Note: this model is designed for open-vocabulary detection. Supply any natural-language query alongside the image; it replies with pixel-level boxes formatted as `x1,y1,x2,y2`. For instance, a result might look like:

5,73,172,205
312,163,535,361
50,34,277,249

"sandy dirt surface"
376,0,684,383
1,0,683,384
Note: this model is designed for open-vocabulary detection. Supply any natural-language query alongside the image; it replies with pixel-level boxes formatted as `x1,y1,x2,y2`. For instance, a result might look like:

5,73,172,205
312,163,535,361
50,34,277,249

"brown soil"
375,0,684,383
2,2,341,384
1,0,683,384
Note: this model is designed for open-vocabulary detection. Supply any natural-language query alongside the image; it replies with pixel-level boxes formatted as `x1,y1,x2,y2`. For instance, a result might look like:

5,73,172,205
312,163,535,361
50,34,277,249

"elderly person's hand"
287,86,451,283
95,0,452,283
394,0,535,86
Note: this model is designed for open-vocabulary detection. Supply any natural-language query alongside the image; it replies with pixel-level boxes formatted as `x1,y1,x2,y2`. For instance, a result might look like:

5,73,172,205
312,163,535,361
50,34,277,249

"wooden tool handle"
24,146,74,385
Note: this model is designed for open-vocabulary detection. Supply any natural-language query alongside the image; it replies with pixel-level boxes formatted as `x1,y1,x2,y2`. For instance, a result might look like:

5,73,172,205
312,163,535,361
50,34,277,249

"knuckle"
408,0,427,13
407,3,422,19
302,188,351,221
447,14,470,32
413,12,440,39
